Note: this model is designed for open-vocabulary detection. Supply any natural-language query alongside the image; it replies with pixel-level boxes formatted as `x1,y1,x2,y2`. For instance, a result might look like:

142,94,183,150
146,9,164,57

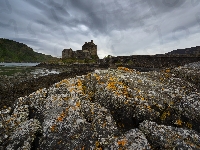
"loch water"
0,63,39,67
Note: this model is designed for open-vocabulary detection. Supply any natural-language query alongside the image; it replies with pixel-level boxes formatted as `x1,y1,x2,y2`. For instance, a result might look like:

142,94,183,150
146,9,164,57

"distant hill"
0,38,58,62
165,46,200,55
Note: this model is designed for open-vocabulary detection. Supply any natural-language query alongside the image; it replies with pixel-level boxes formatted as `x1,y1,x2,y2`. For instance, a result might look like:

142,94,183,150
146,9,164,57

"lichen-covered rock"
6,119,41,150
106,128,152,149
0,62,199,149
171,61,200,91
139,120,200,149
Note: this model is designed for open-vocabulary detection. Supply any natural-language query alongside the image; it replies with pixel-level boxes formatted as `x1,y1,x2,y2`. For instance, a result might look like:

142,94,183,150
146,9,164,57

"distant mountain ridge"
0,38,58,62
165,46,200,55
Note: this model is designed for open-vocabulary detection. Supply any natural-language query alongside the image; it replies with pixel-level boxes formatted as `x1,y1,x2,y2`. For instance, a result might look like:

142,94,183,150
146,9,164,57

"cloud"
0,0,200,58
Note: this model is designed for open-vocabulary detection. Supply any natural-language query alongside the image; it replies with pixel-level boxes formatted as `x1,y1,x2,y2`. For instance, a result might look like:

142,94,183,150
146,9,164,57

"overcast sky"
0,0,200,58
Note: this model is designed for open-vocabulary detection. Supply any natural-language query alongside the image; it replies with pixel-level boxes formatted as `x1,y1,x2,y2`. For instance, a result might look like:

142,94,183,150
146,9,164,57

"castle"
62,40,97,59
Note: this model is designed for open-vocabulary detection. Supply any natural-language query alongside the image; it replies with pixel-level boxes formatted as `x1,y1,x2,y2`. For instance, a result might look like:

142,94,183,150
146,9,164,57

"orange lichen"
160,111,170,120
186,122,192,129
147,105,151,109
107,81,117,90
117,67,133,72
76,101,80,107
63,97,70,101
76,79,82,86
96,76,100,81
95,141,100,147
57,112,65,122
160,77,164,82
50,124,56,132
117,138,127,146
141,97,145,100
55,83,60,88
106,76,129,97
165,69,170,73
124,100,129,105
57,116,63,122
164,73,170,78
69,88,75,93
62,79,69,84
175,119,182,126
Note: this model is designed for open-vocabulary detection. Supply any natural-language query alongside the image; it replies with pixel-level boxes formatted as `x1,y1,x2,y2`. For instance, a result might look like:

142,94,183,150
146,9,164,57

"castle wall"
82,40,97,56
62,40,98,59
62,48,74,58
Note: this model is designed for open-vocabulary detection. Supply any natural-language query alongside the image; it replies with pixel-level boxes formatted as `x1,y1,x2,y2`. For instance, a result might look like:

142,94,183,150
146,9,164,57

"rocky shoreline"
0,66,95,111
0,63,162,111
0,62,199,149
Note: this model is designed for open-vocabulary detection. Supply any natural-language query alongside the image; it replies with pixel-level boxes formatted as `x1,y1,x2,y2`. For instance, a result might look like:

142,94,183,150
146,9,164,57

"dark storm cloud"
0,0,200,58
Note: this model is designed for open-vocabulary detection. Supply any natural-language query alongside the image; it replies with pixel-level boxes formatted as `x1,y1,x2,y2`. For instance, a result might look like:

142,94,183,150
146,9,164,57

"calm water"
0,63,39,67
0,63,60,76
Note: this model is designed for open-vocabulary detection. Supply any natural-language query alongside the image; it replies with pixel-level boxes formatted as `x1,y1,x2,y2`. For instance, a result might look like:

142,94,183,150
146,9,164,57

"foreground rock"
139,120,200,149
0,62,200,149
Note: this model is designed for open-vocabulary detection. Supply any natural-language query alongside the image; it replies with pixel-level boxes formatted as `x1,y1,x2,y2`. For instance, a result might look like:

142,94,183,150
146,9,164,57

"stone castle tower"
62,40,97,59
82,40,97,56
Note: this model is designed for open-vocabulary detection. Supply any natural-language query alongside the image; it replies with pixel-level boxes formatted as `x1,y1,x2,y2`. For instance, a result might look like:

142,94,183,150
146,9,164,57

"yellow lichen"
76,101,80,107
63,97,70,101
57,112,65,122
95,141,100,147
186,122,192,129
117,67,133,72
55,83,60,88
57,116,63,122
76,79,82,86
50,124,56,132
175,119,182,126
117,138,127,146
165,69,170,73
141,97,145,100
160,111,170,120
147,105,151,109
